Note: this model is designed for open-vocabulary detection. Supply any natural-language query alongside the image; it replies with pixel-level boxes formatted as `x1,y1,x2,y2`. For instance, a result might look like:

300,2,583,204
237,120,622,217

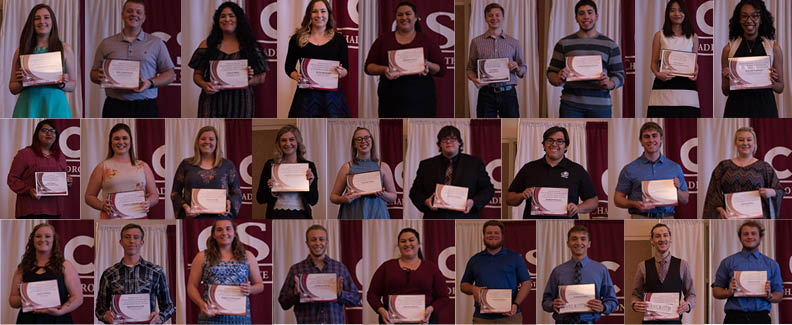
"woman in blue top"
9,4,75,118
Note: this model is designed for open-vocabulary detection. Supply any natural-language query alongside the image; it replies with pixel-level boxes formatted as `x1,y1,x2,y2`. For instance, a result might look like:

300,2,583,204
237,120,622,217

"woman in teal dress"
9,4,75,118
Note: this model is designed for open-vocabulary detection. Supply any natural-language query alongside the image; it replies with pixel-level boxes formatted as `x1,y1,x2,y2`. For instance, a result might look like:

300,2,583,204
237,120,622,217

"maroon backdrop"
246,0,278,117
380,119,404,219
50,220,94,324
225,119,253,218
136,119,165,219
664,118,698,218
750,118,792,218
142,0,181,118
332,0,360,117
470,119,501,219
585,122,609,219
621,0,635,117
690,0,714,117
576,220,624,323
776,220,792,322
503,221,536,324
339,220,363,323
51,120,80,219
422,220,455,324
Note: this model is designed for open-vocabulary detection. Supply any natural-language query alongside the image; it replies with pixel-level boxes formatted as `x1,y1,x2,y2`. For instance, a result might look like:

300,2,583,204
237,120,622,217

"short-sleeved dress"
338,159,390,219
16,266,73,324
703,159,784,218
99,159,147,219
170,158,242,219
198,258,251,324
724,37,777,117
285,32,350,117
647,32,700,117
13,47,71,118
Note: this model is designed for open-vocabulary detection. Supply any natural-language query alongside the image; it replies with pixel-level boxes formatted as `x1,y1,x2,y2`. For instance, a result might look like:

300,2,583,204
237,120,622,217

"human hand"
247,66,254,80
552,298,565,313
759,188,776,199
598,72,613,90
508,60,519,72
425,194,438,211
384,67,400,80
336,65,348,78
558,67,570,82
655,71,673,81
567,203,579,217
464,199,474,214
716,207,728,219
29,188,40,200
134,78,152,93
633,301,648,313
585,299,604,313
306,169,315,184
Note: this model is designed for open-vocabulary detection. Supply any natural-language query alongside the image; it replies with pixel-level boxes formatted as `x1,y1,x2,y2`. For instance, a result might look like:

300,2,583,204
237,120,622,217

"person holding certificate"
647,0,700,117
614,122,689,219
187,219,264,323
8,4,75,118
720,0,784,117
7,120,71,219
256,125,318,219
8,223,82,323
711,221,783,323
465,3,527,118
171,126,242,219
95,224,175,324
703,127,782,219
364,1,446,118
330,127,397,219
367,228,450,323
278,224,361,323
546,0,625,118
285,0,350,118
85,123,159,219
505,126,598,219
188,2,269,118
90,0,176,118
541,225,618,323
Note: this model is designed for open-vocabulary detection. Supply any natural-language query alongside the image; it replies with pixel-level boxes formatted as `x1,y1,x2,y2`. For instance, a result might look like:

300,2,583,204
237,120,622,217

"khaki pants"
472,312,523,324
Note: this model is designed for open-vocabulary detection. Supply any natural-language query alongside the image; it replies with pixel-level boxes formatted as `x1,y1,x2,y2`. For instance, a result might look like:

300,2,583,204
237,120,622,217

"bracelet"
148,78,155,88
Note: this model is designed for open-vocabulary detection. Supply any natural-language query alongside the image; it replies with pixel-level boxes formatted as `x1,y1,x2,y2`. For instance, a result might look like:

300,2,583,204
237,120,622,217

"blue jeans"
559,101,611,118
477,87,520,117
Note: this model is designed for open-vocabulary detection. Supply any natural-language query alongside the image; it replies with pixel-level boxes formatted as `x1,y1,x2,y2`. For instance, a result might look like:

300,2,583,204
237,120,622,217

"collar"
739,248,762,259
653,251,672,264
484,30,506,39
480,247,506,257
440,153,461,162
117,30,146,43
570,256,591,267
303,254,335,266
638,153,666,164
119,256,146,268
542,156,570,168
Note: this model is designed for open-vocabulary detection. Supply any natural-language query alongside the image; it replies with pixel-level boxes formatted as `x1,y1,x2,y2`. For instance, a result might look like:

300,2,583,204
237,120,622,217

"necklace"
745,38,757,54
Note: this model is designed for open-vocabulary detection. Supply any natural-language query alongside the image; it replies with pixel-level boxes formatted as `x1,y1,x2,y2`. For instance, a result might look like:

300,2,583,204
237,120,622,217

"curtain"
0,119,37,218
0,220,39,323
634,0,666,118
295,118,328,219
608,118,663,219
663,220,708,324
359,0,378,118
585,121,609,219
83,0,125,118
274,0,310,117
454,220,485,324
469,119,501,219
535,219,575,324
80,119,137,218
664,119,699,219
696,118,749,217
325,119,381,218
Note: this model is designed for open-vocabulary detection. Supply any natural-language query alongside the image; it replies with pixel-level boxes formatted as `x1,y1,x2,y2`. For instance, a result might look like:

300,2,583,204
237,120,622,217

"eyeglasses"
40,128,57,134
440,137,459,143
543,138,566,145
354,136,372,143
740,12,761,21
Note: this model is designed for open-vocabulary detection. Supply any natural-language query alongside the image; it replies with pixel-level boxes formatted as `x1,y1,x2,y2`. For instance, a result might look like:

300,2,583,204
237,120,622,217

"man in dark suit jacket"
409,125,494,219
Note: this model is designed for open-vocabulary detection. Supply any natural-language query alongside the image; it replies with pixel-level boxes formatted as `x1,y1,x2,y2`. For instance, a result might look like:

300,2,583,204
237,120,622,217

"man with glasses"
409,125,494,219
505,126,598,219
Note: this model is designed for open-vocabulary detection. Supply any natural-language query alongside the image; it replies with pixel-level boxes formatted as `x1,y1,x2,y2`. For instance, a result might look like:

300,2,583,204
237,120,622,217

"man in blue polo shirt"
460,220,532,323
614,121,689,218
712,221,783,324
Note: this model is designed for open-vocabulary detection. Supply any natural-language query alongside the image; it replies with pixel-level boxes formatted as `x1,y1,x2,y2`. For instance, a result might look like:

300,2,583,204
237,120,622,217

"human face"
310,1,329,30
739,225,761,251
198,131,217,155
668,2,685,25
543,131,567,161
650,226,672,255
120,228,144,257
567,231,590,258
440,135,461,158
122,2,146,30
33,226,55,254
575,5,597,32
485,8,503,30
641,129,663,155
483,225,503,250
305,229,327,258
395,5,417,33
38,124,56,148
219,7,237,34
33,8,53,36
398,231,420,259
279,131,298,157
213,220,235,247
111,129,131,156
735,131,755,156
739,4,761,38
353,129,372,154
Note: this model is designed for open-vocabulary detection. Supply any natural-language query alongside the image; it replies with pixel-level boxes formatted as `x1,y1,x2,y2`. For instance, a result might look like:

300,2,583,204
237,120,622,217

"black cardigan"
256,159,319,218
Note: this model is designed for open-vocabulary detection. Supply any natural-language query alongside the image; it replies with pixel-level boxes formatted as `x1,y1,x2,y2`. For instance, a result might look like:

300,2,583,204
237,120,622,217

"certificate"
210,59,248,90
729,56,772,90
565,55,602,81
733,271,767,297
477,58,510,84
346,171,383,196
433,184,469,212
480,288,512,314
660,49,696,77
297,273,338,303
20,51,63,87
299,58,339,90
190,189,227,214
530,187,569,216
19,279,61,312
725,190,763,219
388,294,425,323
643,292,680,321
111,293,151,323
107,190,147,219
558,284,595,314
388,47,425,76
271,163,310,192
641,179,678,207
102,59,140,89
208,285,246,316
35,172,67,196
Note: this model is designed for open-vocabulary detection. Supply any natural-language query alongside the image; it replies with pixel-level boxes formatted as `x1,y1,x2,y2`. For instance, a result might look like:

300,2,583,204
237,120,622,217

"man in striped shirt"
547,0,625,118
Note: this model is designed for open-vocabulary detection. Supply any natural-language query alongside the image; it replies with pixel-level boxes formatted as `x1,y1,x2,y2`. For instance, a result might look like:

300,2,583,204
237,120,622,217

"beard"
484,239,503,250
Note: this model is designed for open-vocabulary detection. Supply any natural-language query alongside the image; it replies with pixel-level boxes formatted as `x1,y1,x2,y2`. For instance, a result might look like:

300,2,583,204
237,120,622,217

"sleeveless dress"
724,36,777,117
188,47,269,118
338,159,390,219
199,258,251,324
16,266,73,324
13,47,71,118
647,32,700,117
100,159,147,219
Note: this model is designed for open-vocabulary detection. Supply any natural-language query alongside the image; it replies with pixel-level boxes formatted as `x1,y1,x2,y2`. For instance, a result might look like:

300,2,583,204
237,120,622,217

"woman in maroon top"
367,228,449,324
364,1,445,118
7,120,70,218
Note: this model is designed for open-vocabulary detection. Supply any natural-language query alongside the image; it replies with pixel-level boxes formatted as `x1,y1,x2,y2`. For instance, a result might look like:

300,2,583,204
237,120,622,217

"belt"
483,85,514,93
634,211,674,218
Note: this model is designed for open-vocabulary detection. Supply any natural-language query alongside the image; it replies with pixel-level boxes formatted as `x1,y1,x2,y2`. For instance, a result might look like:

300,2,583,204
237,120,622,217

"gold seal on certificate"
107,190,147,219
35,172,67,196
102,59,141,89
111,293,151,323
641,179,678,206
388,47,425,76
728,56,772,90
477,58,510,84
433,184,469,212
210,59,248,90
271,163,310,192
299,58,339,91
346,171,383,196
297,273,338,303
479,288,512,313
388,294,425,323
733,271,767,297
20,51,63,87
190,189,227,214
565,55,602,81
660,50,696,77
643,292,680,321
19,279,61,312
725,190,763,219
558,284,595,314
530,187,569,216
208,285,246,316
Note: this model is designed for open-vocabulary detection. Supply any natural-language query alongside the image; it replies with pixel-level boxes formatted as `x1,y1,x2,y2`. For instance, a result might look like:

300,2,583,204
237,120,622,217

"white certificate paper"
107,190,146,219
729,56,772,90
433,184,469,212
112,293,151,323
21,51,63,87
566,55,602,81
558,284,595,314
19,279,61,312
660,49,696,77
35,172,67,196
480,288,512,314
643,292,680,321
733,271,767,297
190,189,227,214
271,163,310,192
299,58,339,90
208,285,246,316
210,59,248,90
388,47,425,76
725,190,763,219
388,294,425,323
297,273,337,303
530,187,569,216
641,179,678,206
346,171,383,196
477,58,510,83
102,59,140,89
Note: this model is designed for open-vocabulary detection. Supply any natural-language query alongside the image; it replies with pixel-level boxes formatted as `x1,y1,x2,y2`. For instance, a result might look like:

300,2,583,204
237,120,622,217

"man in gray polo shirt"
90,0,175,118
